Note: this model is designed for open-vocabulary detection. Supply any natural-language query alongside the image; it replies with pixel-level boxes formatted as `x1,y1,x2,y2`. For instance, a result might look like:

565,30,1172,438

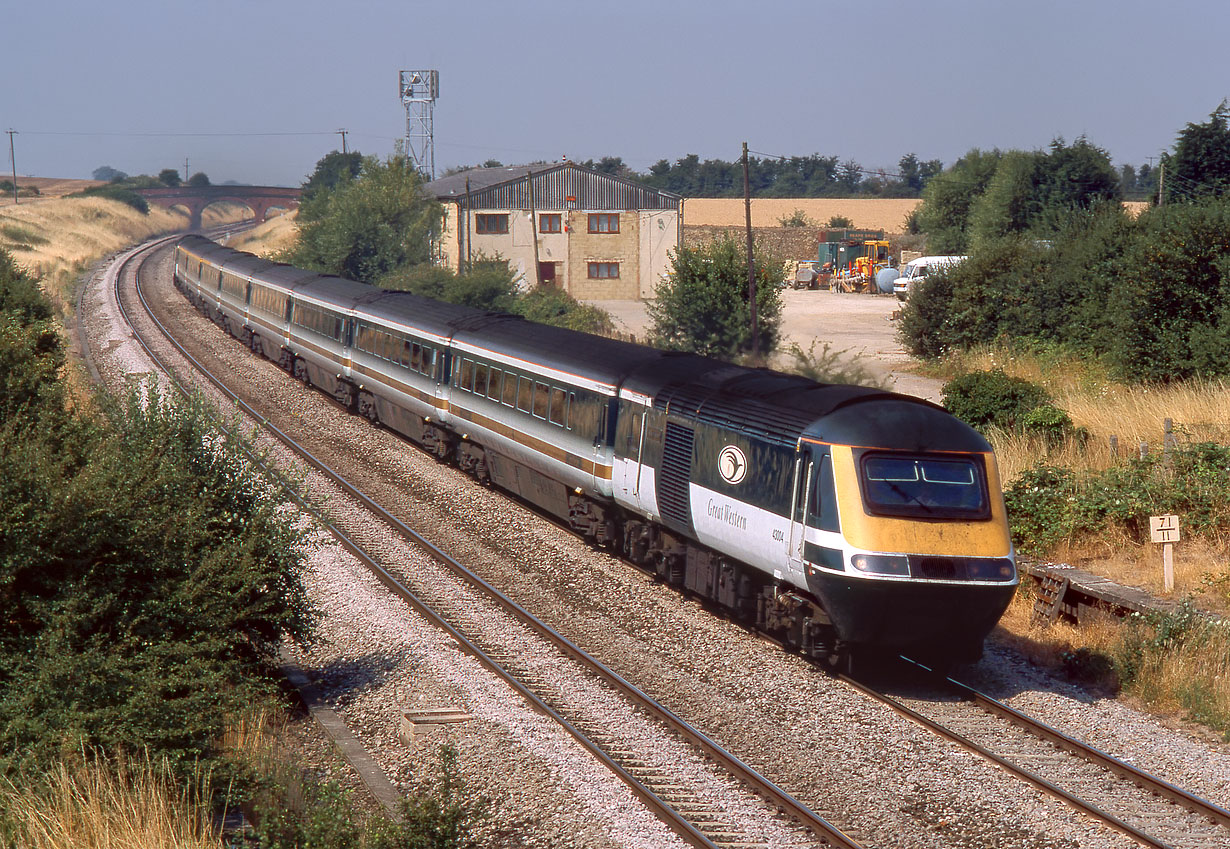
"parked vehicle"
893,255,967,301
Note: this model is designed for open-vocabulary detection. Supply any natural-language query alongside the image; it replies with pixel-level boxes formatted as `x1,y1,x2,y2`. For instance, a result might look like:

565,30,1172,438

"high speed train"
173,234,1017,665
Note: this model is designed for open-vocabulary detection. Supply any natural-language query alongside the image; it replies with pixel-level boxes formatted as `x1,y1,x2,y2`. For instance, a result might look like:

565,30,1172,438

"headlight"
849,554,910,576
966,558,1016,581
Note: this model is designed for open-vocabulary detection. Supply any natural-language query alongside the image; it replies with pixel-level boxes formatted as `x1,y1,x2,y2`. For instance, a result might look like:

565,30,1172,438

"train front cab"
791,437,1017,662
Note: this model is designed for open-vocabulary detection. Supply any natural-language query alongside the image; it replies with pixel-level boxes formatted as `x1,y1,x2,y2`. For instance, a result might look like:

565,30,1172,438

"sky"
4,0,1228,188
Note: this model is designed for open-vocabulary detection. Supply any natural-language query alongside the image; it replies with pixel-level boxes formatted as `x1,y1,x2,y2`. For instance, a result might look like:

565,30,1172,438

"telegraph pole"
336,128,348,155
6,130,17,204
1158,160,1165,206
743,141,758,359
183,157,190,183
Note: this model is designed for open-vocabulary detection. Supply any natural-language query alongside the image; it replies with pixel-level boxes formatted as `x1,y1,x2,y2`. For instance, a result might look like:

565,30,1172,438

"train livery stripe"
449,404,613,480
351,361,442,409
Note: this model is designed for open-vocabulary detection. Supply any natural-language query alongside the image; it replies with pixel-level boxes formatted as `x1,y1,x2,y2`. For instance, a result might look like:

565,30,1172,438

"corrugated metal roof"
423,162,681,211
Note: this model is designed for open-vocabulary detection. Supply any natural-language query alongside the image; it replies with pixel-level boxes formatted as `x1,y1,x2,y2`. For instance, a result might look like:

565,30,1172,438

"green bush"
1004,442,1230,554
0,257,313,777
1020,403,1087,445
941,369,1051,432
648,236,783,360
511,287,613,334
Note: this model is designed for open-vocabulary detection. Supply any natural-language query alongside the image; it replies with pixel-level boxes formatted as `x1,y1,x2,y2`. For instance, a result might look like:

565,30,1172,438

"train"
173,234,1017,666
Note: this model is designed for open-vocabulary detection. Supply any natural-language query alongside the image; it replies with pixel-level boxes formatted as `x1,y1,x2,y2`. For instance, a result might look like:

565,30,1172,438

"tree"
92,165,127,182
1166,100,1230,201
186,171,210,187
647,236,783,360
157,168,182,187
837,159,863,193
914,148,1003,253
300,149,362,206
288,155,442,284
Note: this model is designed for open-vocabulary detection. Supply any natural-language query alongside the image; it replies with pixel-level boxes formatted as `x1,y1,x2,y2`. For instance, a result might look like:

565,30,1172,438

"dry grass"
930,345,1230,479
0,755,222,849
0,196,253,314
0,198,187,309
684,198,921,232
228,210,299,257
994,589,1230,736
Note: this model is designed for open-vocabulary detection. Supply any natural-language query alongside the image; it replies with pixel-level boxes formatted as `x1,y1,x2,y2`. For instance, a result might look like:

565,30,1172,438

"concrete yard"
586,289,943,403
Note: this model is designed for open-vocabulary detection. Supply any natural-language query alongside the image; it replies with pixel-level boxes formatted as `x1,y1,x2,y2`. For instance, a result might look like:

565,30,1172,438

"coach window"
587,213,619,233
503,371,519,406
459,358,474,391
517,376,534,413
531,382,550,419
475,214,508,234
473,363,489,396
487,368,503,400
548,388,567,426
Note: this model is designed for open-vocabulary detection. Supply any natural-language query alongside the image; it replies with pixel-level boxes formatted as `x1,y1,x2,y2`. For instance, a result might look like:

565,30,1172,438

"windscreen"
859,453,989,519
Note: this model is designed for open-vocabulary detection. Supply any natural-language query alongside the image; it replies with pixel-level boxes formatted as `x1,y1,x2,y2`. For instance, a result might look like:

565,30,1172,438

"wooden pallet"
1031,572,1071,626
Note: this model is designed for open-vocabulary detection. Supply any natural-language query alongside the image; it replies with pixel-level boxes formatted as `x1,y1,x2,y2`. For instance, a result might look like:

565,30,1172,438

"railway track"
103,238,863,849
846,658,1230,849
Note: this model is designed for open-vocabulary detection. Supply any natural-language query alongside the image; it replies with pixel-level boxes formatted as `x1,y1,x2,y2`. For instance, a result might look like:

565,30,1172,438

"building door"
538,261,560,288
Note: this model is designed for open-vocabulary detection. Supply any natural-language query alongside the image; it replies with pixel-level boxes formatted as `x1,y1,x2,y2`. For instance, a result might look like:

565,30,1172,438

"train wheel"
293,358,310,385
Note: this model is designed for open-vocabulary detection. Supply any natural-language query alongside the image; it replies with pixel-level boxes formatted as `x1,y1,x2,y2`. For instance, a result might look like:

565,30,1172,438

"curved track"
104,238,862,849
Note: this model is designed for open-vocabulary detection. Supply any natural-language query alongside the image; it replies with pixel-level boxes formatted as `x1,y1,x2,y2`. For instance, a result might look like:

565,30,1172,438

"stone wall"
683,225,820,262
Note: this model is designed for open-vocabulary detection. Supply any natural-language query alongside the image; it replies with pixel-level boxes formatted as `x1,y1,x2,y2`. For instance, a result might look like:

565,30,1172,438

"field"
684,197,922,232
0,188,253,312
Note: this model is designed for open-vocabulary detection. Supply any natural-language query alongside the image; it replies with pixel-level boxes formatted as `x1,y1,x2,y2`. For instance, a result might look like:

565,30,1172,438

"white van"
893,255,967,301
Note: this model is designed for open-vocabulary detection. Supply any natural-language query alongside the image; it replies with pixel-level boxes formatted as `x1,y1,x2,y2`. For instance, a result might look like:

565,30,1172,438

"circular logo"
718,445,747,485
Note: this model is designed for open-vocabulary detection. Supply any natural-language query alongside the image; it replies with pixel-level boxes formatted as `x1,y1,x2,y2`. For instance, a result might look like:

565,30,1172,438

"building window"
587,262,620,279
475,213,509,234
588,213,620,233
539,213,561,233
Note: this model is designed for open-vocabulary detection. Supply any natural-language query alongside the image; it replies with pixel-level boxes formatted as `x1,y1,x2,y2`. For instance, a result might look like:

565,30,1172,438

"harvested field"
0,176,104,207
684,198,921,232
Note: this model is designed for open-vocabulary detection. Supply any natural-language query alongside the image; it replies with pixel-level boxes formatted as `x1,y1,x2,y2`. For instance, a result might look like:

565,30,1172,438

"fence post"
1109,434,1118,458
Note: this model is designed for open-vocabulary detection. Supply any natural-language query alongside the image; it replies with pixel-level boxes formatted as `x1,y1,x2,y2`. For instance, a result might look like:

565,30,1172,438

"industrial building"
424,162,682,300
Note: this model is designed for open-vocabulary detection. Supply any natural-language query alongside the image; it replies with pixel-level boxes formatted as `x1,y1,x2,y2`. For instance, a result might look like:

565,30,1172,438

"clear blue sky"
4,0,1227,187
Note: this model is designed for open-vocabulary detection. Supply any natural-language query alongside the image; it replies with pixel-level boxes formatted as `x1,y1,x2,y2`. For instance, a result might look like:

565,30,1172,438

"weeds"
781,339,893,388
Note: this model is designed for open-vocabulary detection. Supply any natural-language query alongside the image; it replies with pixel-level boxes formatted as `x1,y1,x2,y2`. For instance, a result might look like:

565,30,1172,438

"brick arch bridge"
134,185,301,229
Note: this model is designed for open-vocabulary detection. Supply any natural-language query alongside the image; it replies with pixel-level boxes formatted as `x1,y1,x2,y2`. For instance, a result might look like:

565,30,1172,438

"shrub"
1019,403,1086,445
941,369,1051,432
782,339,891,388
512,287,614,334
648,236,783,360
778,209,815,228
1004,442,1230,554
